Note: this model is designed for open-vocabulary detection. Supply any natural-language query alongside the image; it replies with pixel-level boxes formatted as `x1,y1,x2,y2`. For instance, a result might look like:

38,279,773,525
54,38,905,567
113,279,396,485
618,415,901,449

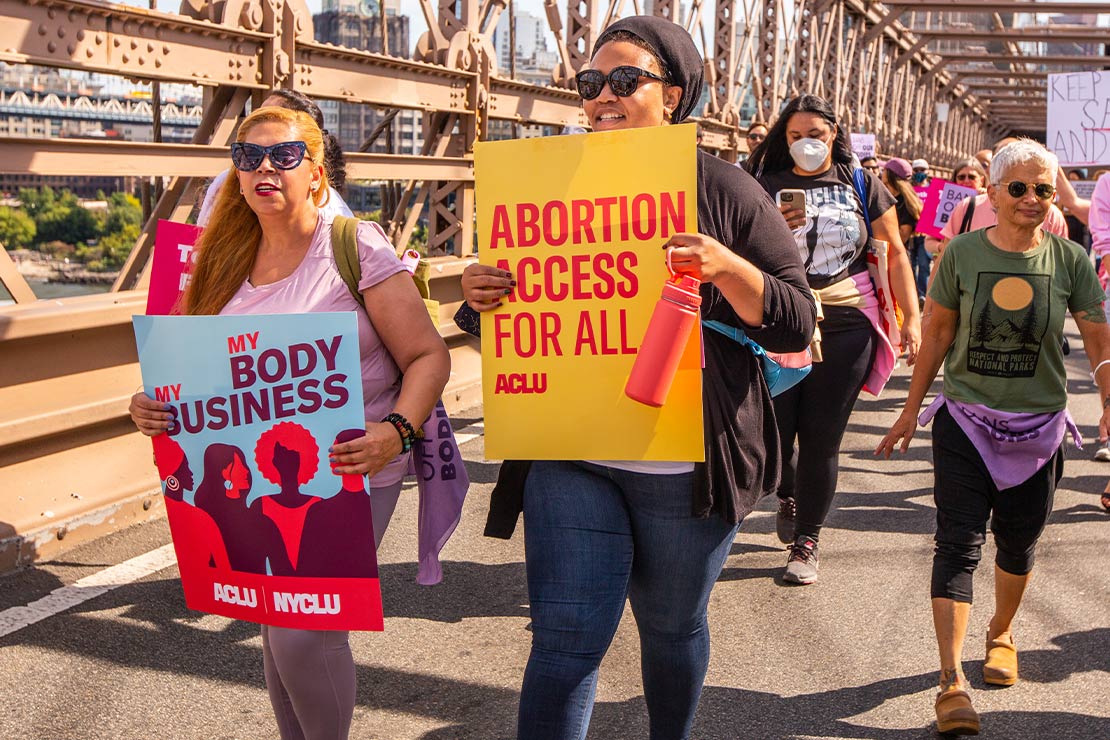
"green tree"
35,201,99,246
93,223,140,270
0,207,36,248
103,192,142,235
18,186,55,218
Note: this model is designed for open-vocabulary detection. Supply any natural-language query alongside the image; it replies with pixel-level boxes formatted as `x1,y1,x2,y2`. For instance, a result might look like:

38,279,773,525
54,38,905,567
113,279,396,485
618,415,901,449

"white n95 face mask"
789,138,830,172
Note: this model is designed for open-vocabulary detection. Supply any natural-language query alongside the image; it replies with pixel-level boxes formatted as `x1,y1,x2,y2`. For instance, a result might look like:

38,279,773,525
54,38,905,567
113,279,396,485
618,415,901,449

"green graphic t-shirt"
929,228,1104,412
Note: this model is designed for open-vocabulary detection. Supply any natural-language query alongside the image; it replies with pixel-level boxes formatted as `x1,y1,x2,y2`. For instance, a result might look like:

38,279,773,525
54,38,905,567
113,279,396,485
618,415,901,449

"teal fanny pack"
702,319,812,397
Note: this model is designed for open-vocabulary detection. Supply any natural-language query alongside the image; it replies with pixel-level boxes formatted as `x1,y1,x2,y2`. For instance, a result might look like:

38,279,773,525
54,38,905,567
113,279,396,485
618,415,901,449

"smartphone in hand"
776,189,806,208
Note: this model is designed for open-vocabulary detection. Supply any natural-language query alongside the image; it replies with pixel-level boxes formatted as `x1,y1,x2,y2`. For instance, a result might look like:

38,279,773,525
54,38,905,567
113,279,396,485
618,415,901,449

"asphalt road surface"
2,333,1108,740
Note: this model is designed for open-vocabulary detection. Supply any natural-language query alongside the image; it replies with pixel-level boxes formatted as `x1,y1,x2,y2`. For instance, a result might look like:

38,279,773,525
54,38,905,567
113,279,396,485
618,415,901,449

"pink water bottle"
624,272,702,407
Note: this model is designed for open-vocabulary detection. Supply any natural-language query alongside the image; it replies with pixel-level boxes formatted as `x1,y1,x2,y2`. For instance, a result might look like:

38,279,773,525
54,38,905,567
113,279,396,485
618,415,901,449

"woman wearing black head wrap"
460,16,815,739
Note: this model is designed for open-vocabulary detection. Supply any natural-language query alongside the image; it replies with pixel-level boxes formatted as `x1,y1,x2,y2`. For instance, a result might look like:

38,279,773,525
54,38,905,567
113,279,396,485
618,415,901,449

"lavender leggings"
260,481,402,740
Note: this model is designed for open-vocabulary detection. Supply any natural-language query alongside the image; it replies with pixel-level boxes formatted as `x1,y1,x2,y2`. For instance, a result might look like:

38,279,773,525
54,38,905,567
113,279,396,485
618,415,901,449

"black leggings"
930,405,1062,603
773,307,876,541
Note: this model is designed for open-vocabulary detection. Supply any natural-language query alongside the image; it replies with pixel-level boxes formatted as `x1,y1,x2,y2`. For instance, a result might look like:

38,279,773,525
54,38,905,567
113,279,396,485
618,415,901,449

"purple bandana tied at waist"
919,394,1082,491
408,400,469,585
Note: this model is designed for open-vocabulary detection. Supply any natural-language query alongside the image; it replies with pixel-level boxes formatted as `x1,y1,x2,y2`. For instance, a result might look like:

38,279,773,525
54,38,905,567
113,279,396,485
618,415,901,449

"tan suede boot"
984,634,1018,686
935,685,980,735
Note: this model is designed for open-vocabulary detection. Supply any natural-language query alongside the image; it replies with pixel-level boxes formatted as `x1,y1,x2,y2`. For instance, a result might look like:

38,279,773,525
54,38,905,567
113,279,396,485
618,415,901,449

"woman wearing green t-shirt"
876,139,1110,736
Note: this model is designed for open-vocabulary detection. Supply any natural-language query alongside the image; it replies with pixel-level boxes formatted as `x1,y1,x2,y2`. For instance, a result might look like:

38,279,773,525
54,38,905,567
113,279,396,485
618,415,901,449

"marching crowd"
126,15,1108,740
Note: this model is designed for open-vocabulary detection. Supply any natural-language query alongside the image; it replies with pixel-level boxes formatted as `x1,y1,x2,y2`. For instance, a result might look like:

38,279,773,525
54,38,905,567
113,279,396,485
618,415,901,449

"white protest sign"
851,133,876,159
1047,71,1110,168
1073,180,1097,200
934,182,979,231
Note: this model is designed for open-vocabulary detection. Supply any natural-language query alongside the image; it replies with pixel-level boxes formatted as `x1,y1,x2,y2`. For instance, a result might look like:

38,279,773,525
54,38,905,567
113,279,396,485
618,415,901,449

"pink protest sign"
914,179,978,240
146,220,202,315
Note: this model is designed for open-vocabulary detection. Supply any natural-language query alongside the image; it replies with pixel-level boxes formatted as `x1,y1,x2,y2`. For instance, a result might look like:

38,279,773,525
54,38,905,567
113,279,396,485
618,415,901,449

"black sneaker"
783,536,819,585
775,497,796,544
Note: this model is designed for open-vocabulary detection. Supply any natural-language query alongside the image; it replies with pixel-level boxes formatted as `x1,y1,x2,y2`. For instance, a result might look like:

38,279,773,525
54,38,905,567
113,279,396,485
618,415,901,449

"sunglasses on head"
575,66,667,101
1000,181,1055,200
230,141,308,171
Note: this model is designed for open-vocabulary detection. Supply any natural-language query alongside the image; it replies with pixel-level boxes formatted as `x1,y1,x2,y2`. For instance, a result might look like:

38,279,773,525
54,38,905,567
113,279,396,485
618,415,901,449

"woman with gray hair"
876,139,1110,736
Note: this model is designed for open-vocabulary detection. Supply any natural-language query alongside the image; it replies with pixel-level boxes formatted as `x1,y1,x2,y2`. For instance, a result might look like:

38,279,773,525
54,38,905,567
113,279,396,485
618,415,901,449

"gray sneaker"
783,536,819,585
1095,444,1110,462
775,497,796,544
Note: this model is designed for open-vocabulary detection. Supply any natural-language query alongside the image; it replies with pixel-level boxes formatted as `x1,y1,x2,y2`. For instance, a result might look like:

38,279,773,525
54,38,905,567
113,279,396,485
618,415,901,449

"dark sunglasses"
747,133,766,142
954,173,980,181
575,66,667,100
1000,181,1056,200
230,141,308,171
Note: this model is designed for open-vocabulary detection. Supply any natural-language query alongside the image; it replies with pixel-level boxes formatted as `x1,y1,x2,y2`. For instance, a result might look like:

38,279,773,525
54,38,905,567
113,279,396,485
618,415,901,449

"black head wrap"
592,15,704,124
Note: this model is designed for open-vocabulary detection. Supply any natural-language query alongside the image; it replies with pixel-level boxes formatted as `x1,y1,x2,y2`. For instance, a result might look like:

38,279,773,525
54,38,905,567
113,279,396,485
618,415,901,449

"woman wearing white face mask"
747,94,921,585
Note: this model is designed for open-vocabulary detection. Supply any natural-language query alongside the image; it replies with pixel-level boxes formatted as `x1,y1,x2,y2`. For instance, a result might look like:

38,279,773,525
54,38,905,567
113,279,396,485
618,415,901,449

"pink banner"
914,179,978,240
146,219,202,315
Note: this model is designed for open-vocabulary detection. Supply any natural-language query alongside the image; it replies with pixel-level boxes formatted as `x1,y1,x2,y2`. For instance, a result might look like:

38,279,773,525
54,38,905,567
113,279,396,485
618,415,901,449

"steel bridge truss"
7,0,1090,289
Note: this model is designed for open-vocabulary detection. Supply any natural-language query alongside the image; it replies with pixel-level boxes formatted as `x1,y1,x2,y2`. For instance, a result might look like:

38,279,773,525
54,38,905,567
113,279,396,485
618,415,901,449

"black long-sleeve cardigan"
463,150,816,537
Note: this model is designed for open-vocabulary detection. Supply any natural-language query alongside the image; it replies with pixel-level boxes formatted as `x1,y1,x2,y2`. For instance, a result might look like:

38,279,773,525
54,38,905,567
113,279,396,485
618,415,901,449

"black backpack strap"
958,196,976,234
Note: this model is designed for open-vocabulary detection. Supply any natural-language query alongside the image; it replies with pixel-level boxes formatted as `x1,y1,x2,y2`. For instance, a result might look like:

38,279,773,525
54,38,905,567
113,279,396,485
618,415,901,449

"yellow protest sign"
475,124,703,461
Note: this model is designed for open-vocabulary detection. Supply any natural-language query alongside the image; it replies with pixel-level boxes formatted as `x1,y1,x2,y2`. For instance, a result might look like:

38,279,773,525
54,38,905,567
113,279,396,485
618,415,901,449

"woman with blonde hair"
129,106,451,740
196,88,352,226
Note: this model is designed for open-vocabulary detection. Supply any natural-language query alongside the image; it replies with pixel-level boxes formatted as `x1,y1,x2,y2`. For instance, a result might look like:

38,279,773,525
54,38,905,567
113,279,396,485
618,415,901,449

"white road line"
0,543,178,638
453,421,484,447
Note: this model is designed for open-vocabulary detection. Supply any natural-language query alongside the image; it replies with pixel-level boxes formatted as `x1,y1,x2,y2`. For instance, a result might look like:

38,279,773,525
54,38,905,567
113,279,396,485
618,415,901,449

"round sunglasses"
999,181,1055,200
230,141,308,171
575,65,667,101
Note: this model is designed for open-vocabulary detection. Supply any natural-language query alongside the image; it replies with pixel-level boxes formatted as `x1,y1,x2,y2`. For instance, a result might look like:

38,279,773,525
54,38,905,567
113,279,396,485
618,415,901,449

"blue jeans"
910,235,931,301
518,461,739,740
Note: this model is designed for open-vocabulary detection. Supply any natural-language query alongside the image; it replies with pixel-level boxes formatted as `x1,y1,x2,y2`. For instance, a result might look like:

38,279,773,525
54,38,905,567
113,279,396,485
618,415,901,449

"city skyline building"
492,8,559,74
312,4,423,211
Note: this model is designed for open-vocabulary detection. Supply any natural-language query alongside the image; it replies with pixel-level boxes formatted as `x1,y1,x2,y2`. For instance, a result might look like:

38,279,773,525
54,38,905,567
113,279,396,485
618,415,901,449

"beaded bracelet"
382,412,418,452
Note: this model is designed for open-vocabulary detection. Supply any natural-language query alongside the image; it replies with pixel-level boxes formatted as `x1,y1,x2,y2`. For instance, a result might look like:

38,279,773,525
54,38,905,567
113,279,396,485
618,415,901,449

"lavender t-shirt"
221,214,410,486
